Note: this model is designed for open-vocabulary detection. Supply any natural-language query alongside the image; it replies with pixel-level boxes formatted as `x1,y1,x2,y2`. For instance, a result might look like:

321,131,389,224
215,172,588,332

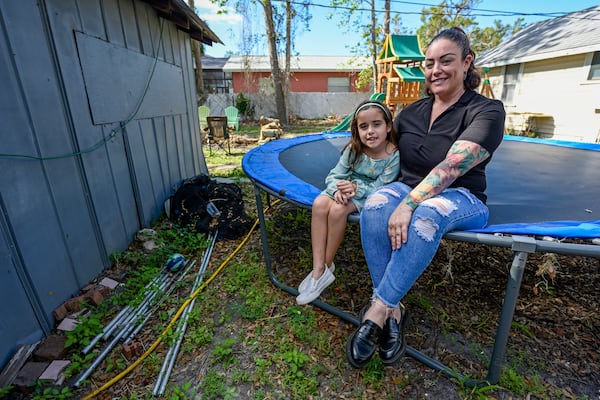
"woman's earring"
464,71,467,81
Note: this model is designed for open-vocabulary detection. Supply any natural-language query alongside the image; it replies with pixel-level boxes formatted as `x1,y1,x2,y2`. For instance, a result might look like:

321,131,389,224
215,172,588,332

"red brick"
84,289,104,307
52,304,69,321
64,295,86,312
121,342,142,359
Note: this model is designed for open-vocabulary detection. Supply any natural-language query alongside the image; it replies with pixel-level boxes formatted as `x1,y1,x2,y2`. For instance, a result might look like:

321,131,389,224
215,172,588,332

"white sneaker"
296,264,335,305
298,262,335,293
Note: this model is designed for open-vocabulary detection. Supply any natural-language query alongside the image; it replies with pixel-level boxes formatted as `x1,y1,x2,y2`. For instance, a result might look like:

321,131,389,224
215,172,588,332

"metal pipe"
153,231,217,395
76,259,193,383
124,260,198,344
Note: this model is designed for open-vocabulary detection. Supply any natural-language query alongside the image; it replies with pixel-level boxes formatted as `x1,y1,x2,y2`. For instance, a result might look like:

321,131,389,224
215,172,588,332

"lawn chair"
224,106,239,131
198,106,210,131
205,116,230,154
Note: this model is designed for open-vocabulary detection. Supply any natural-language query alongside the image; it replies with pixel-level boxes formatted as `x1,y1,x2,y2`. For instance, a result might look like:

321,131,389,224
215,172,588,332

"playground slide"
328,93,386,132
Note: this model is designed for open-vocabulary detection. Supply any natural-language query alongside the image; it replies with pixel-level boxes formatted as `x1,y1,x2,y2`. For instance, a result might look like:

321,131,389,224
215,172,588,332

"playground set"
330,34,496,132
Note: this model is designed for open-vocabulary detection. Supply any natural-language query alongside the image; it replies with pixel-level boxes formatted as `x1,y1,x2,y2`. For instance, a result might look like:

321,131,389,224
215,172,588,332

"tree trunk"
370,0,378,84
262,0,288,125
285,0,292,120
187,0,204,104
384,0,390,35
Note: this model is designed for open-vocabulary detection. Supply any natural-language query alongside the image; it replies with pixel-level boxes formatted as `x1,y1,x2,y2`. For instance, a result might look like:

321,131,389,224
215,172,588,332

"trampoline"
242,132,600,384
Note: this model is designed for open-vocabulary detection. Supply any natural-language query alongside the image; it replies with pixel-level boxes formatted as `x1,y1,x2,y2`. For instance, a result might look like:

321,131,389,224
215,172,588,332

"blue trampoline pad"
242,132,600,239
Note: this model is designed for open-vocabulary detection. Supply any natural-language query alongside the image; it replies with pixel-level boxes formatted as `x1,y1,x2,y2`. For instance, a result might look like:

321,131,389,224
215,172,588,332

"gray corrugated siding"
0,0,207,368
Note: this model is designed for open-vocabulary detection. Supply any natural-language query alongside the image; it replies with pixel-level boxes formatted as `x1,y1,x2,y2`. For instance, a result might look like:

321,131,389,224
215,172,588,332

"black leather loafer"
379,308,408,366
346,320,382,368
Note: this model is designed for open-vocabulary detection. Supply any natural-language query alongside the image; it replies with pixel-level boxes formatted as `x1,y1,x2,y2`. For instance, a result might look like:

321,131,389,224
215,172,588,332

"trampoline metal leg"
484,249,528,384
252,185,467,381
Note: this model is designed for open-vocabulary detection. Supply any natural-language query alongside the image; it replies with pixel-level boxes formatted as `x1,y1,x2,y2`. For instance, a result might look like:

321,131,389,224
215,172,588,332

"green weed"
104,355,126,373
30,383,73,400
277,348,318,398
362,358,385,387
64,313,103,349
212,337,238,366
166,381,195,400
511,319,535,338
198,370,234,400
499,368,546,397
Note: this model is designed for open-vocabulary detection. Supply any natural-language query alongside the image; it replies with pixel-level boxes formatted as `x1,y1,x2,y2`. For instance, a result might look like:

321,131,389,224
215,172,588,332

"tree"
470,18,525,56
330,0,406,91
417,0,526,56
188,0,205,104
211,0,310,125
416,0,478,49
258,0,288,124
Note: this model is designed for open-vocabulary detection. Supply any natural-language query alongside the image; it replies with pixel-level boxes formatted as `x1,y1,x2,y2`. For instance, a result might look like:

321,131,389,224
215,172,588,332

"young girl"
297,100,400,305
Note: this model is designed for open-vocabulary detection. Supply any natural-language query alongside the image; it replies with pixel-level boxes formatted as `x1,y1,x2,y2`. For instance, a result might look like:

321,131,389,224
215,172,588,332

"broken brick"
52,304,69,322
84,289,104,307
121,342,142,359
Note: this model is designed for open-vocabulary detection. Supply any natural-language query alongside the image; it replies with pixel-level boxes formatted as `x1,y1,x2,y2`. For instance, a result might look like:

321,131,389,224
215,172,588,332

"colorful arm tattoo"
401,140,491,210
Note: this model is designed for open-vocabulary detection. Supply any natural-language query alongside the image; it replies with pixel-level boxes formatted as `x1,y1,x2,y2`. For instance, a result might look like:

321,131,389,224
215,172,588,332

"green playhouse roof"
393,66,425,82
378,35,425,61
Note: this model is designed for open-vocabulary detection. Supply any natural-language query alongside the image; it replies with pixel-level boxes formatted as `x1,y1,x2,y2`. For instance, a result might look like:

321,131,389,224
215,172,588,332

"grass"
6,119,595,399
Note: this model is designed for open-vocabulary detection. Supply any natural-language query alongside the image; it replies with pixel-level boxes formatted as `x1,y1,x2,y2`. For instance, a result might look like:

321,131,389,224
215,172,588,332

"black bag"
169,174,253,240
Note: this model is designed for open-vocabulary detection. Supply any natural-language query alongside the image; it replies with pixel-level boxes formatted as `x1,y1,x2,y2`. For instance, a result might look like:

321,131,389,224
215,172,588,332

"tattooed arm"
389,140,490,249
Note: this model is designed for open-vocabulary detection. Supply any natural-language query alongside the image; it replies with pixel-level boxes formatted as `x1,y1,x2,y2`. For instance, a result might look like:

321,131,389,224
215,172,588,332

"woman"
346,27,505,368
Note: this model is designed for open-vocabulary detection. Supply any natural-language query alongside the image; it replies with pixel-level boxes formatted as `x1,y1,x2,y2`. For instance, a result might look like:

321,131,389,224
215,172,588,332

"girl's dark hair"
426,27,481,92
344,100,396,168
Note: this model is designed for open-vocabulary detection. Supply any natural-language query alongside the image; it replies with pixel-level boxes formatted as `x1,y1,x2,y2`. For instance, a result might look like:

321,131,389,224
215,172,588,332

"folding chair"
198,106,210,131
205,116,230,154
224,106,240,131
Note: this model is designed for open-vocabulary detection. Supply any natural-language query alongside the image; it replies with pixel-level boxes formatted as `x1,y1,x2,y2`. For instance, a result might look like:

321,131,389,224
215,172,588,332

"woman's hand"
388,203,414,250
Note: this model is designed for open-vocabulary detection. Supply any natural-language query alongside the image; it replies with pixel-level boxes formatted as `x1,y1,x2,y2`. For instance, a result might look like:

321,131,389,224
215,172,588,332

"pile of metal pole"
153,229,218,396
74,250,200,387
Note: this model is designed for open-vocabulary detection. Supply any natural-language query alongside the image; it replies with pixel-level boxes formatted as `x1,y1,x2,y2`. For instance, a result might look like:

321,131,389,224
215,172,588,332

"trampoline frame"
243,133,600,385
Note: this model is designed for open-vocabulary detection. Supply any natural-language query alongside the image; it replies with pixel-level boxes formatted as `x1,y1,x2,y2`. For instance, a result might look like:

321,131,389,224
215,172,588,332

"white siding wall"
486,54,600,143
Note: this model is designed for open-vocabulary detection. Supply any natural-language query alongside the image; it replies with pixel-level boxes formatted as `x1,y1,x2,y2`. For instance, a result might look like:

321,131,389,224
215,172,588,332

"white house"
477,6,600,143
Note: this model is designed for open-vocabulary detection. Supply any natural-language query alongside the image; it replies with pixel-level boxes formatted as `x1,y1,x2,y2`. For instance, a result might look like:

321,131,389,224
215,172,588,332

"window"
588,51,600,80
501,63,521,105
328,77,350,92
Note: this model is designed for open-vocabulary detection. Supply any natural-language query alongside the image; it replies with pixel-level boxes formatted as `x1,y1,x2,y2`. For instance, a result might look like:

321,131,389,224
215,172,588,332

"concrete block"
56,318,79,332
33,334,67,361
39,360,70,382
13,361,49,388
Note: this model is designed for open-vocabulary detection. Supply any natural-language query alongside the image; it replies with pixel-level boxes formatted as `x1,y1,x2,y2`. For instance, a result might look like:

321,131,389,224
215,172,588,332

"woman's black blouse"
393,90,505,203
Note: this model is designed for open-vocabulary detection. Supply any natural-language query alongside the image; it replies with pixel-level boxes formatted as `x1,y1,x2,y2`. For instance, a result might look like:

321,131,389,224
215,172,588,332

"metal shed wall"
0,0,207,369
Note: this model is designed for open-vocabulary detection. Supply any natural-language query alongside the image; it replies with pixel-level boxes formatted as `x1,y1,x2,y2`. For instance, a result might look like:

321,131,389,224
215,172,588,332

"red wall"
232,71,369,93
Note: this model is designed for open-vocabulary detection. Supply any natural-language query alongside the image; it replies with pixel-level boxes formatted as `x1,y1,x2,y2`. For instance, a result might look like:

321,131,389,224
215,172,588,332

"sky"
197,0,600,57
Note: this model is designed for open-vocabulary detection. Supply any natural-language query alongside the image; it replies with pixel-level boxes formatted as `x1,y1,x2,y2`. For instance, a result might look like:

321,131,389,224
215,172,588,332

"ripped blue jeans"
360,181,489,307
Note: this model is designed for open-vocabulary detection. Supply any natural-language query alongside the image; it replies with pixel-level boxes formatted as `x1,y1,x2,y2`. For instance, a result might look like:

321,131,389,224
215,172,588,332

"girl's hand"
334,189,349,205
336,180,356,198
388,203,413,250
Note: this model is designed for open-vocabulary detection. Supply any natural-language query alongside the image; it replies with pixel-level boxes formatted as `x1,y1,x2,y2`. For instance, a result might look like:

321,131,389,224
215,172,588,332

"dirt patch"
7,136,599,399
55,193,597,400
